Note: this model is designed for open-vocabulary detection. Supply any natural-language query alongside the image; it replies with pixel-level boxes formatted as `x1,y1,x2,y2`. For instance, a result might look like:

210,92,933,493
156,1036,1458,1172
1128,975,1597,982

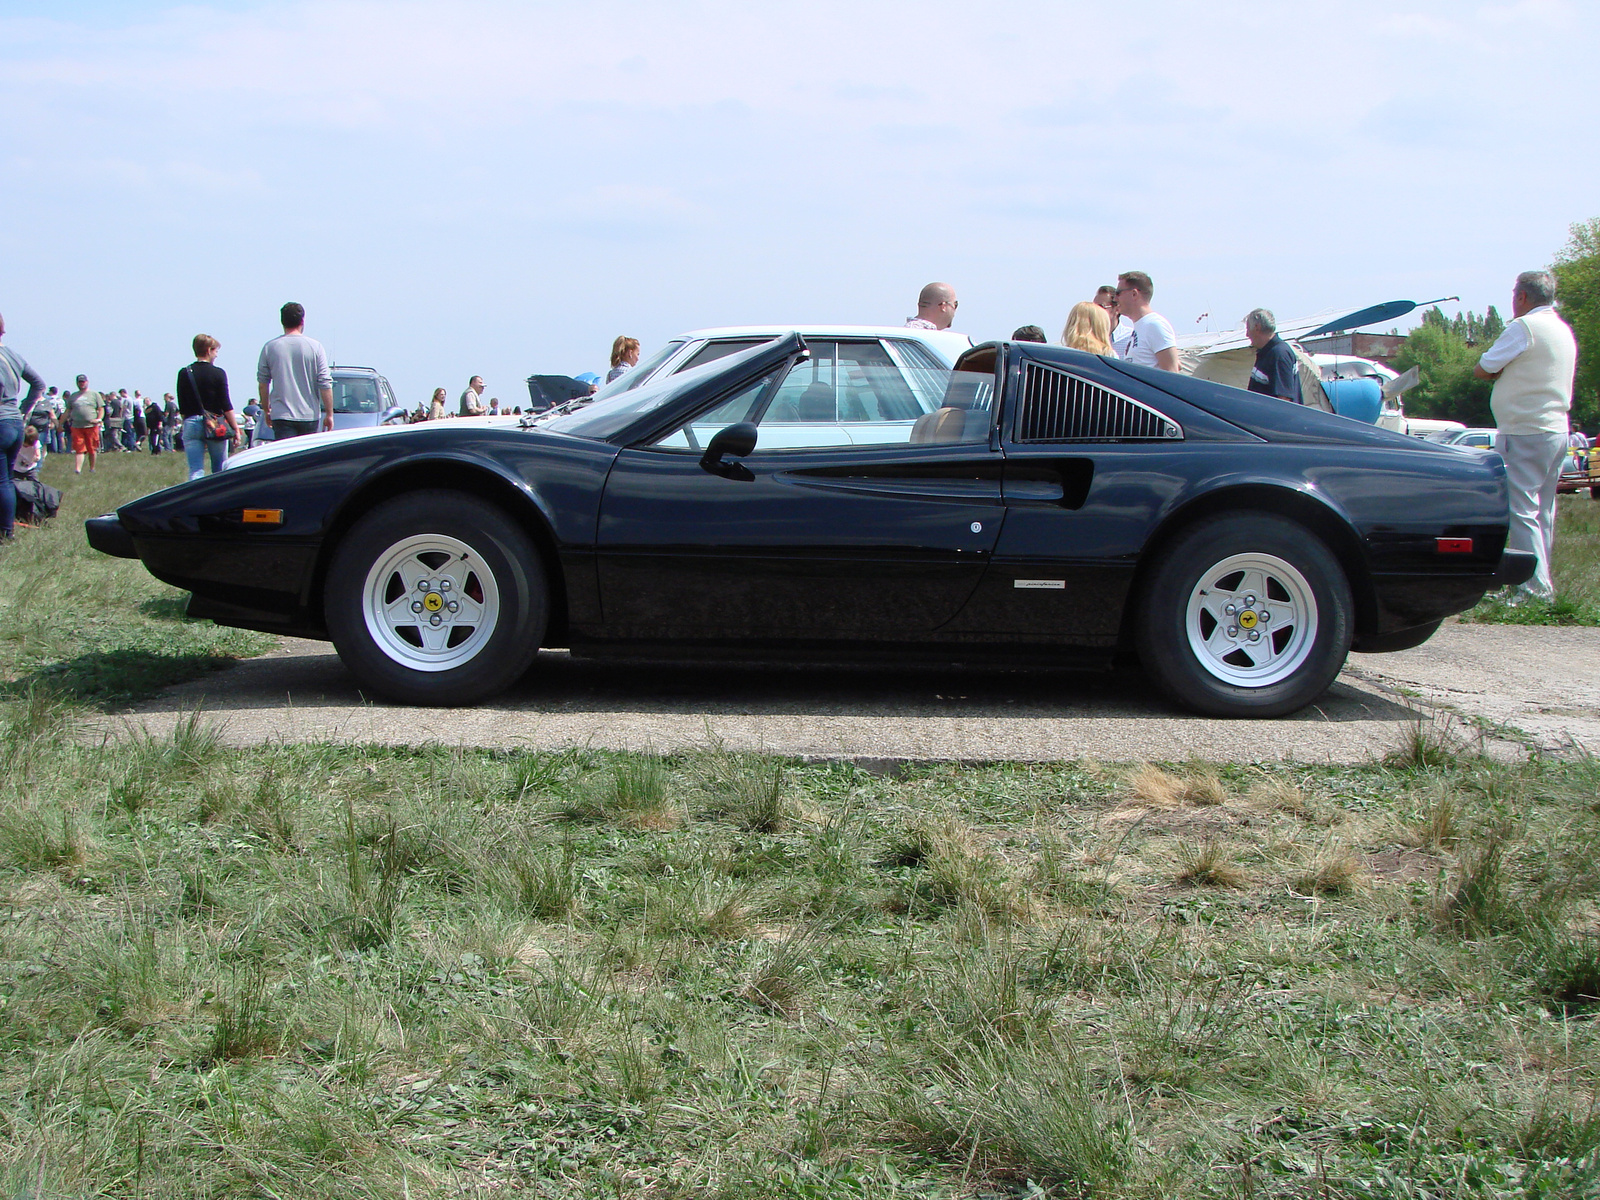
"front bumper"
85,514,137,559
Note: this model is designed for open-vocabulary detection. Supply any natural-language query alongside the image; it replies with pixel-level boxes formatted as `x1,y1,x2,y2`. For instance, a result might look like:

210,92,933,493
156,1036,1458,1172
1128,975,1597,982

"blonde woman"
1061,301,1114,355
427,388,447,421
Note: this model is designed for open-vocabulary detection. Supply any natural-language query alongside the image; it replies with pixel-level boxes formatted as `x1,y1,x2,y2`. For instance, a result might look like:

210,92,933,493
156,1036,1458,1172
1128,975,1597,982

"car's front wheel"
1137,513,1352,717
325,490,547,705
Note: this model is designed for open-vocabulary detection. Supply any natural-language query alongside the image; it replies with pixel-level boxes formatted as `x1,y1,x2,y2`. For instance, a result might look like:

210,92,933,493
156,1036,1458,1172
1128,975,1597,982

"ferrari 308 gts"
87,334,1534,717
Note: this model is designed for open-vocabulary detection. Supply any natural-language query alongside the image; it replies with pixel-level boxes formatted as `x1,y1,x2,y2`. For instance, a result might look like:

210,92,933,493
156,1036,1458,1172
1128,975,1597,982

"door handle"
1003,480,1066,503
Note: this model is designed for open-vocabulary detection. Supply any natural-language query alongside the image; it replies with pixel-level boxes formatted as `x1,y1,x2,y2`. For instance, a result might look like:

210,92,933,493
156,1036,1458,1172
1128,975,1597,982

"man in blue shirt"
1245,308,1301,402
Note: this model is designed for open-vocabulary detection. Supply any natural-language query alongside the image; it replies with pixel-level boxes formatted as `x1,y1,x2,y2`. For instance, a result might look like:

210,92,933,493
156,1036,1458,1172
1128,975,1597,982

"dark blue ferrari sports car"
88,334,1533,717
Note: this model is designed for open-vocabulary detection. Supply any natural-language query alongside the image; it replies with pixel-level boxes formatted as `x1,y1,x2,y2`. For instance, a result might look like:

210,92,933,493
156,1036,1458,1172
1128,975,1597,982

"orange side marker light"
242,509,283,525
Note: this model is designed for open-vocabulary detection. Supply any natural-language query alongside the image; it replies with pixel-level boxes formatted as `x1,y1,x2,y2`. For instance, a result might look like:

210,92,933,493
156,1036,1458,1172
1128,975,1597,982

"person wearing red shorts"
64,375,104,474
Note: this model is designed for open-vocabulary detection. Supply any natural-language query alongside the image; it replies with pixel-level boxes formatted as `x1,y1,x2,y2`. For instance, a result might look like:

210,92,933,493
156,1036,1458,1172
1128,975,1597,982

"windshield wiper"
519,395,595,428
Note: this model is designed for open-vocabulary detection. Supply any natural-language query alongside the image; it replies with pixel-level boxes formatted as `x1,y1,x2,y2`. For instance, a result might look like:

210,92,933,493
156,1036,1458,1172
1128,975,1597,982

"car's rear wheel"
1137,513,1352,717
325,490,546,705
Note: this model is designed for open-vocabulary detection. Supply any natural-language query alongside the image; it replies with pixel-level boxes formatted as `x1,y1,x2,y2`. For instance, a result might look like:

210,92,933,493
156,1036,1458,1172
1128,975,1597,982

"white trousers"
1495,430,1567,600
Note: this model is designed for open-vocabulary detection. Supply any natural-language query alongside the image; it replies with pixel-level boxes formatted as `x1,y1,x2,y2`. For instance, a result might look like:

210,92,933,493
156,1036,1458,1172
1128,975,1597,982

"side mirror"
381,406,407,425
700,422,758,480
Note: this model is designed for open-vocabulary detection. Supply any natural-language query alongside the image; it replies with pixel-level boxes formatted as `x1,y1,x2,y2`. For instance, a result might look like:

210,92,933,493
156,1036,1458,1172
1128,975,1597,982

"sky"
3,0,1597,408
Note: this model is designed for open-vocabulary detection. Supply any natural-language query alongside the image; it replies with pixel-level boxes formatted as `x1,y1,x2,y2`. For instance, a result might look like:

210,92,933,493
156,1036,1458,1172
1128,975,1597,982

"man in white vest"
1474,270,1578,601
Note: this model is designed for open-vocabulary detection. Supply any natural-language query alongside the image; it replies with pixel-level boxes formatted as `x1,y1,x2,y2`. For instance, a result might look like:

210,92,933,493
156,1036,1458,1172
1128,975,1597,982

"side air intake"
1017,362,1182,442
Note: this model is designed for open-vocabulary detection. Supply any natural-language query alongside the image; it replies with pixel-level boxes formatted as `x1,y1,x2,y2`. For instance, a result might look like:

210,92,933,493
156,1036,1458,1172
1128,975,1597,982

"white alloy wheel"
361,533,501,672
1183,551,1318,687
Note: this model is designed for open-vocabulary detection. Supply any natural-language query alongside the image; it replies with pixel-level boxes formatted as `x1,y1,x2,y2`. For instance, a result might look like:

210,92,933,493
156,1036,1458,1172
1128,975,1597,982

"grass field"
0,708,1596,1198
1466,495,1600,625
0,446,1597,1197
1,450,274,705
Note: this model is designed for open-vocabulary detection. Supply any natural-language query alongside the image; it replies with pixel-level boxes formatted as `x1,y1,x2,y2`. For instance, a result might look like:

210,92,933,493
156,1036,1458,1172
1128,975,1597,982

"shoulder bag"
185,366,231,441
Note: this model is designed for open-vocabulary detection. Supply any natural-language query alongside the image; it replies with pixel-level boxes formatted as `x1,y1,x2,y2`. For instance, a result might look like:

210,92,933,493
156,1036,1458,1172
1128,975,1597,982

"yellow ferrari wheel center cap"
423,592,444,612
1238,610,1257,629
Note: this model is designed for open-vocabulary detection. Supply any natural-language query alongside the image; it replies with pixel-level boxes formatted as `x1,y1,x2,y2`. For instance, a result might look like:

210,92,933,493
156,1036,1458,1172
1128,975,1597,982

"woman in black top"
176,333,241,480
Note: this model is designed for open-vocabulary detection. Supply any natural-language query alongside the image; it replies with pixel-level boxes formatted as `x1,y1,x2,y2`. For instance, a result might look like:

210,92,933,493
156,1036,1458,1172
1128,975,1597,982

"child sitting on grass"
13,424,43,480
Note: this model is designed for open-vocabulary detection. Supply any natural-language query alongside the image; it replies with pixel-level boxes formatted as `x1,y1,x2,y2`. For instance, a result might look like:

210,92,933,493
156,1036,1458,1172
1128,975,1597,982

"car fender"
312,450,576,636
1121,472,1376,646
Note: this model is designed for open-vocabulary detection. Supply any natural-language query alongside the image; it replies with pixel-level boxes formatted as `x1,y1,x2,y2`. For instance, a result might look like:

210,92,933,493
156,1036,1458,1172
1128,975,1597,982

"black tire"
324,490,547,705
1136,513,1353,718
1590,485,1599,500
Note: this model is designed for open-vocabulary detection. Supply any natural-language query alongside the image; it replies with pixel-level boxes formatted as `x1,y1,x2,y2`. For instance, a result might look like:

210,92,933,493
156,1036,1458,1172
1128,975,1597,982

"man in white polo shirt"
1113,271,1179,371
1474,270,1578,602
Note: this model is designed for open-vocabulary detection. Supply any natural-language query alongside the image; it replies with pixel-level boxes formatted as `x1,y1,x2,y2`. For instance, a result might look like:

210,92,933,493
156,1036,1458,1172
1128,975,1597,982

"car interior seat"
838,390,870,422
797,382,836,422
909,373,989,443
909,406,975,443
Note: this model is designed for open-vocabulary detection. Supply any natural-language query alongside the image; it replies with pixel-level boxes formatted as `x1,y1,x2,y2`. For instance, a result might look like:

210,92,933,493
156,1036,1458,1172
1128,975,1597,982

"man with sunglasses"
904,282,959,331
1113,272,1180,372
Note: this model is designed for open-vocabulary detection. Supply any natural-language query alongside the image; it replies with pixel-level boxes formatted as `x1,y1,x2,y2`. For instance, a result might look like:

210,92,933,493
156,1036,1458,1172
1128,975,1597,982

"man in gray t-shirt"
256,301,334,439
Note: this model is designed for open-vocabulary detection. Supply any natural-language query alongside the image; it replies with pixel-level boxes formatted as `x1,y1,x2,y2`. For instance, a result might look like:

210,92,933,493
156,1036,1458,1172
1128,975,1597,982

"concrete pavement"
89,620,1595,763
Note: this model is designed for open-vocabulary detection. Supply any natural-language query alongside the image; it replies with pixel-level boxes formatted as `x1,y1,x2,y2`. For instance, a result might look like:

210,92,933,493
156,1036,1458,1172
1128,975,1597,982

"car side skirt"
565,637,1115,671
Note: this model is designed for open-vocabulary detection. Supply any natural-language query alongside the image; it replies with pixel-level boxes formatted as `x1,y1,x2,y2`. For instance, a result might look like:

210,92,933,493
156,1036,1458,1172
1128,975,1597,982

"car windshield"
539,339,784,441
333,376,382,414
588,340,689,401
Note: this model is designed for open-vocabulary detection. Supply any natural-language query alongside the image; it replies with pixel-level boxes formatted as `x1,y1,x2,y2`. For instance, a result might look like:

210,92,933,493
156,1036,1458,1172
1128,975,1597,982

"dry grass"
1288,841,1367,895
1122,763,1228,808
890,815,1035,922
1172,839,1248,888
1399,780,1466,852
1249,775,1309,818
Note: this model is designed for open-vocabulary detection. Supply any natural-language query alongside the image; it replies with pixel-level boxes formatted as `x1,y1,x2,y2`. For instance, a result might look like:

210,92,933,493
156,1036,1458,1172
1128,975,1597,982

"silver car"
330,365,407,431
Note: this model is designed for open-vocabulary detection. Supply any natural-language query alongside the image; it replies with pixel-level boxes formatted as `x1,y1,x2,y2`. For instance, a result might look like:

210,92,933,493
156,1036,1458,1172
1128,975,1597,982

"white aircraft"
1172,298,1450,429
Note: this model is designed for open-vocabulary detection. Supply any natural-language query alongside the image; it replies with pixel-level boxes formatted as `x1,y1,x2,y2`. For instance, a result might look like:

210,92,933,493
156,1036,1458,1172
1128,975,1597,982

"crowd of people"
912,274,1299,403
0,302,337,536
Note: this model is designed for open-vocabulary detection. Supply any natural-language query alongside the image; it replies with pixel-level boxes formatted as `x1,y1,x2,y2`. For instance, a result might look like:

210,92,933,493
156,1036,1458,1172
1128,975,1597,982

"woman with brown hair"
427,388,447,421
607,336,641,384
177,333,241,480
1061,301,1114,355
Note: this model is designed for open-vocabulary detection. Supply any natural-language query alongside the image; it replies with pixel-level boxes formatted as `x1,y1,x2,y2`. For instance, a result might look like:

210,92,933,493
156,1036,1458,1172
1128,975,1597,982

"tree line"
1392,217,1600,430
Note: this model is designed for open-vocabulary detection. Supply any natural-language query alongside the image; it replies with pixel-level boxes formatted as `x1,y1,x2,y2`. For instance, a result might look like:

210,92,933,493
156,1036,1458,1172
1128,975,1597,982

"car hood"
223,417,524,469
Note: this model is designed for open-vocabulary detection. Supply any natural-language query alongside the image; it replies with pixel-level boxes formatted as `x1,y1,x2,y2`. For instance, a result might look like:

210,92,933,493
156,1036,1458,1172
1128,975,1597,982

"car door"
595,342,1005,640
939,346,1187,647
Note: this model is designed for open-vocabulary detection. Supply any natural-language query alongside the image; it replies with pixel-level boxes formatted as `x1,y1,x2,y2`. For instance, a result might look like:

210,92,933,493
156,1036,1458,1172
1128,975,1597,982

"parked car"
86,334,1533,718
1558,439,1600,498
1435,427,1498,450
258,365,406,439
1407,418,1467,440
330,366,407,431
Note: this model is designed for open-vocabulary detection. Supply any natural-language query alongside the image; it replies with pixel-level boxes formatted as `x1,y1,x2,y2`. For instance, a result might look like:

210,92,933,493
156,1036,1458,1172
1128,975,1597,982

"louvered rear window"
1016,362,1182,442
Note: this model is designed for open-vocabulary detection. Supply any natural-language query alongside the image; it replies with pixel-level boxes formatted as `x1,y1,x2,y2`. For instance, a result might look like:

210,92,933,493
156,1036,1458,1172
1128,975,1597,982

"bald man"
905,282,958,331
